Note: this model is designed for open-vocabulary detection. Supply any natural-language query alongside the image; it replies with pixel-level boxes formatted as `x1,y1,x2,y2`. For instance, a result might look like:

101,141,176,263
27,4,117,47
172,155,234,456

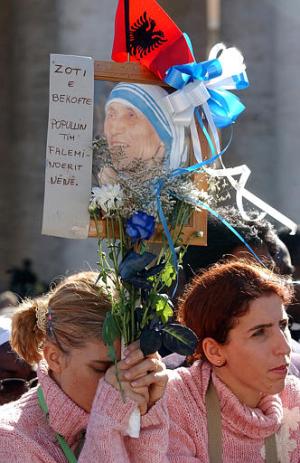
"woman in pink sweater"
0,271,169,463
161,260,300,462
2,263,300,462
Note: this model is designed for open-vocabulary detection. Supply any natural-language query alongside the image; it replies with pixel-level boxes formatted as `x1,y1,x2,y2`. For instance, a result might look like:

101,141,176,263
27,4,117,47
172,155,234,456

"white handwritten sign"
42,54,94,238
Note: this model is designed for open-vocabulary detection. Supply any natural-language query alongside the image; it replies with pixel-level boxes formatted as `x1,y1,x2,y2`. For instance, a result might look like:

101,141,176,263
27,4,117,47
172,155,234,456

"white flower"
188,188,209,202
91,184,124,214
276,406,300,463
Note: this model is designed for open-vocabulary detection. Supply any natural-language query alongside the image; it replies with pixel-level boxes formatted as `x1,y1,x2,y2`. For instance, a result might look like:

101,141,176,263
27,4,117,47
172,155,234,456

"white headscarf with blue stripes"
105,83,187,170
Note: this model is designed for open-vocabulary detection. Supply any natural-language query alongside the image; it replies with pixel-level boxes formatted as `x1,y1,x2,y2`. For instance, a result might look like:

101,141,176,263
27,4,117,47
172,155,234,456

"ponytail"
11,296,48,365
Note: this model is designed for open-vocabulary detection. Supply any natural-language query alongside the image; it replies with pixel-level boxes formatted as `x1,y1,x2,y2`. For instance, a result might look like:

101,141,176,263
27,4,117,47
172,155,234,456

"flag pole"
124,0,130,61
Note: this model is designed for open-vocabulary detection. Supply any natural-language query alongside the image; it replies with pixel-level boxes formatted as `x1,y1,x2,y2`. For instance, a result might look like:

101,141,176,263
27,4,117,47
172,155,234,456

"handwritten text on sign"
42,54,94,239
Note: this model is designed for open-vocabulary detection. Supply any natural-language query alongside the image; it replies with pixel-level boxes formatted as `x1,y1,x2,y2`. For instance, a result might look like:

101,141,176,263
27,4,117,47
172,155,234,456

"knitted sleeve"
125,395,170,462
78,378,170,463
79,367,206,463
126,404,204,462
119,373,204,463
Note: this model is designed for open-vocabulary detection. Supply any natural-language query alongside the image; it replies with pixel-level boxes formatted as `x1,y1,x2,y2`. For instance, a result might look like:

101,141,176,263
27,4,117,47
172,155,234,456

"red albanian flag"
111,0,195,80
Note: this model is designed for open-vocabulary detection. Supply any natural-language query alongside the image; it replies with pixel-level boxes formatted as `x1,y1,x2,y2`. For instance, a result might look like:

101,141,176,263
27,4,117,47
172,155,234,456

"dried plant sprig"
91,138,217,219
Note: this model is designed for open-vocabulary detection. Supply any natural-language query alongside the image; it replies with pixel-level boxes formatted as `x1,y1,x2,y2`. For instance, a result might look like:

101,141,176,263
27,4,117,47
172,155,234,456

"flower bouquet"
89,141,205,359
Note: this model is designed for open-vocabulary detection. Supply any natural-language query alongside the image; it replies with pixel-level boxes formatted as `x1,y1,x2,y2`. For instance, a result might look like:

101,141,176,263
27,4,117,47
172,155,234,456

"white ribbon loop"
163,81,211,163
205,165,297,234
206,76,244,91
164,80,210,126
207,43,247,90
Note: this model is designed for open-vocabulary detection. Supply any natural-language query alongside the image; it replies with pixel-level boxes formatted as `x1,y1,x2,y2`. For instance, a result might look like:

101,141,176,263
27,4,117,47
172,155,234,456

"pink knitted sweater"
0,361,167,462
162,361,300,462
0,360,300,462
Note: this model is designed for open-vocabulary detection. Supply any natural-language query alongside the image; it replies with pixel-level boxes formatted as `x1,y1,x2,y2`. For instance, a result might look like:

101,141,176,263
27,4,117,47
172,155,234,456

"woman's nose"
274,329,291,357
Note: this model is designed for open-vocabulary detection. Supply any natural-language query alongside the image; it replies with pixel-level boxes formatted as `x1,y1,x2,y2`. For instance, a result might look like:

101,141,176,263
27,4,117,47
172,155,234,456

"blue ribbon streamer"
165,60,223,89
182,199,266,268
208,89,246,128
154,126,270,296
195,109,217,156
155,128,234,296
183,33,195,61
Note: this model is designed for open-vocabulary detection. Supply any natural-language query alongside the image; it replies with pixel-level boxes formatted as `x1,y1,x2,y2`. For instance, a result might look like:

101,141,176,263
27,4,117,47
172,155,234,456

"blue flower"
118,251,164,289
119,251,156,281
126,211,155,242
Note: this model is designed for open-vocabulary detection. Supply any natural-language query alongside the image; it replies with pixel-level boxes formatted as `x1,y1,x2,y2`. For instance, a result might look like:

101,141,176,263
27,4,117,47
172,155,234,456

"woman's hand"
105,342,168,414
105,357,149,414
122,342,168,409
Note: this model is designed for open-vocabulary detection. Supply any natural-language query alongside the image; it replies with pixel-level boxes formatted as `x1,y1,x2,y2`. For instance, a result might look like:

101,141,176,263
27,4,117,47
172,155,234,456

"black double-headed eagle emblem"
129,11,167,58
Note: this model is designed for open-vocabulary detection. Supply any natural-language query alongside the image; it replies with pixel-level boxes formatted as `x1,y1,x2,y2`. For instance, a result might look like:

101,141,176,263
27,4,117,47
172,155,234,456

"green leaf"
161,306,173,324
108,344,116,362
162,323,198,356
160,262,176,288
155,295,173,324
102,311,120,347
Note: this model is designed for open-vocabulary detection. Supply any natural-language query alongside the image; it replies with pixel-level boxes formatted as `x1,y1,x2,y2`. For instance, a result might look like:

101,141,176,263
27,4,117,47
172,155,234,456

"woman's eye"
280,320,289,331
127,110,136,119
252,328,265,337
106,110,115,119
92,367,107,374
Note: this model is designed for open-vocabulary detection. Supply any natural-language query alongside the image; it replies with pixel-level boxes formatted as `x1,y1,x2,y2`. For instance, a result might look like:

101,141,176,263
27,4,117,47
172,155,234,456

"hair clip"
46,307,54,336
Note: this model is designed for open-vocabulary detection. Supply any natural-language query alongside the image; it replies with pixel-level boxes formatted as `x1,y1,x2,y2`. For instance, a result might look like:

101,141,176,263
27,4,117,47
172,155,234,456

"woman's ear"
202,337,226,367
43,341,66,374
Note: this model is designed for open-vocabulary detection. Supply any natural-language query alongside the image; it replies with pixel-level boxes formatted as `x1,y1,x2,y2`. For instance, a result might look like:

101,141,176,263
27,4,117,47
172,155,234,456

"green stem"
94,214,110,282
141,302,150,330
106,218,121,293
114,357,126,403
117,214,126,259
130,287,137,342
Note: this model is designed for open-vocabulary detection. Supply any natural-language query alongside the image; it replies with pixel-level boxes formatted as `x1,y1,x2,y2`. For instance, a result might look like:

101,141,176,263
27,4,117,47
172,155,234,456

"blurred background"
0,0,299,296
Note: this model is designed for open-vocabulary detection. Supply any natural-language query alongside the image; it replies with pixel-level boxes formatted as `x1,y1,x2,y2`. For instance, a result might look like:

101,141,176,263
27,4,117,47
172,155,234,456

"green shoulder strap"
37,386,78,463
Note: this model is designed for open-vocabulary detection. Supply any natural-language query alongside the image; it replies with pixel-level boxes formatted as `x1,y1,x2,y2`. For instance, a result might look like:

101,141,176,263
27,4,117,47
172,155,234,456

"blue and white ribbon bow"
162,41,297,235
163,42,249,162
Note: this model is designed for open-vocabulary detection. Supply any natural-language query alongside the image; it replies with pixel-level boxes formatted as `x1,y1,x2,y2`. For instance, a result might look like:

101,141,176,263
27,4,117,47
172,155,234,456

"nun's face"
104,102,164,170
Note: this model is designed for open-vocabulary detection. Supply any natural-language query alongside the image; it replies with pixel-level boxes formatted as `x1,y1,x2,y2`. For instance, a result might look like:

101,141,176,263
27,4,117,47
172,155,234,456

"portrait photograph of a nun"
92,81,189,187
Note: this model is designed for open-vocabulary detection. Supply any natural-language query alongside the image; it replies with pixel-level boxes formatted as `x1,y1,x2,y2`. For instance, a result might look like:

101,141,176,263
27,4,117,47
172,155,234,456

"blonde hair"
11,271,113,365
